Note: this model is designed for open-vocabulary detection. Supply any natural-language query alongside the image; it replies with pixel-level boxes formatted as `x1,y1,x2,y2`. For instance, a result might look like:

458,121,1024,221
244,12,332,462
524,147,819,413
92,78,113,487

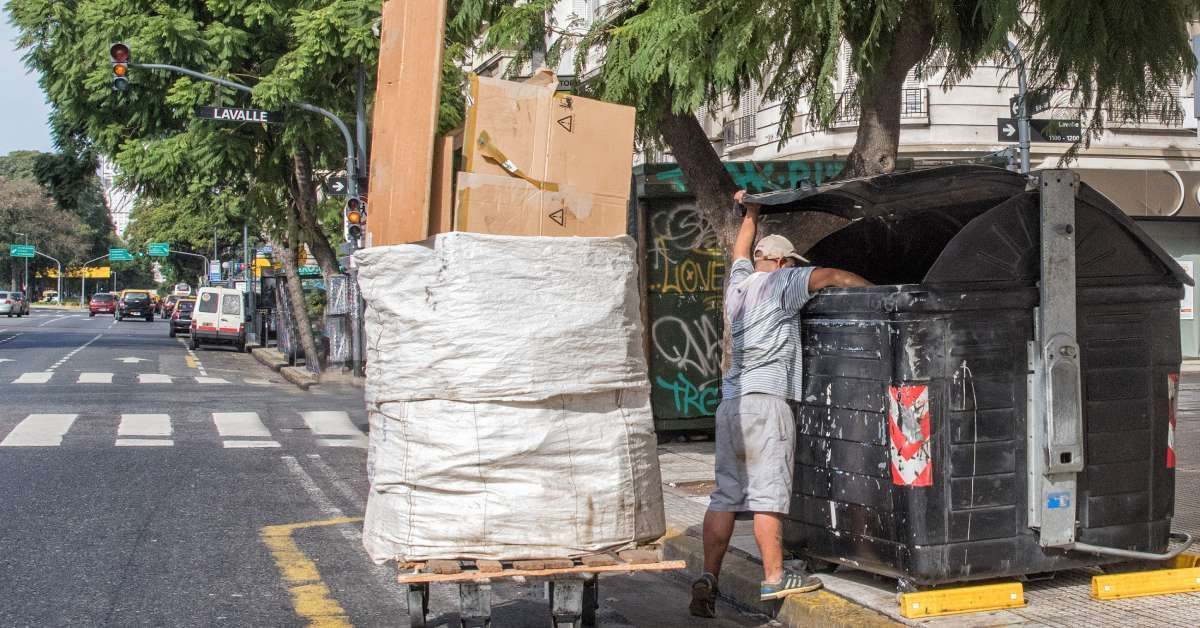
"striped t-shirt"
722,258,815,401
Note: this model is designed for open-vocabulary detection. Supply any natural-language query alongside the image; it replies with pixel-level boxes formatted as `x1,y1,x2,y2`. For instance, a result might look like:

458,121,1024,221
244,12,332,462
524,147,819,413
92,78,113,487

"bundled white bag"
355,234,665,563
362,390,664,563
354,233,649,404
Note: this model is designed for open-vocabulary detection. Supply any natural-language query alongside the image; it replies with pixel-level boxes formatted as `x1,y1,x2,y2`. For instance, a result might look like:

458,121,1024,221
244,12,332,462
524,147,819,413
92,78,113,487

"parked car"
0,291,24,317
115,290,154,322
89,292,116,317
190,287,247,351
168,298,195,338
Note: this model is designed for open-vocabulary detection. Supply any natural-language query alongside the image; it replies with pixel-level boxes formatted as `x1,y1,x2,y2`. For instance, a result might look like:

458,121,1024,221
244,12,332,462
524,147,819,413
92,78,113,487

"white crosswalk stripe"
0,414,78,446
138,374,172,384
6,372,242,385
0,411,365,449
12,372,52,384
78,372,113,384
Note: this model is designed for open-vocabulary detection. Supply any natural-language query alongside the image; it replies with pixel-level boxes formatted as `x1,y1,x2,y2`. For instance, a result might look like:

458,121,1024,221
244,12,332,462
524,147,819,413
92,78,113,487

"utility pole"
1007,40,1032,175
15,232,28,302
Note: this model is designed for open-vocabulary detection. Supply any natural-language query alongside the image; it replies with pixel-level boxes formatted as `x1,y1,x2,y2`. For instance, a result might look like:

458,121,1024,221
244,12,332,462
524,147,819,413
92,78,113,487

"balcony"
833,87,929,127
722,115,757,147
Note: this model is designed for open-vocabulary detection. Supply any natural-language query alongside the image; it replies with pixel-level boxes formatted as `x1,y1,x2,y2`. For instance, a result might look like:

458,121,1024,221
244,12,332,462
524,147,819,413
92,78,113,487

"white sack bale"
354,233,650,404
362,389,665,563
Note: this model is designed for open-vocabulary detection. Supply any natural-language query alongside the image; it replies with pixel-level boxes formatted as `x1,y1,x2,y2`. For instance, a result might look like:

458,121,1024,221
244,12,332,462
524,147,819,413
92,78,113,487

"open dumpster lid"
745,165,1192,287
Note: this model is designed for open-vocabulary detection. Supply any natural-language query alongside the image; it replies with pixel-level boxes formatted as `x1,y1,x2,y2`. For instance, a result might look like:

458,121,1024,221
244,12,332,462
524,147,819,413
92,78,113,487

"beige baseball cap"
754,234,809,263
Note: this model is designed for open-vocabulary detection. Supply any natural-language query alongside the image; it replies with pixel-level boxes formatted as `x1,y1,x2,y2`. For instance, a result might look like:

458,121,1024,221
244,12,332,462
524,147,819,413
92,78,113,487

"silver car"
0,291,25,317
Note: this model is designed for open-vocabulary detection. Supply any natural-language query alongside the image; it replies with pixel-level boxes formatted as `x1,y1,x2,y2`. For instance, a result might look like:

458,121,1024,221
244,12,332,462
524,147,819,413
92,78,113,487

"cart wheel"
407,584,429,627
582,577,598,627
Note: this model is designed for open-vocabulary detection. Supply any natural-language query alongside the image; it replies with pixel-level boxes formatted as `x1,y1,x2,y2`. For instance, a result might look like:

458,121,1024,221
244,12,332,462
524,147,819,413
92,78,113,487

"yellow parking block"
1166,553,1200,569
899,582,1025,619
1092,566,1200,600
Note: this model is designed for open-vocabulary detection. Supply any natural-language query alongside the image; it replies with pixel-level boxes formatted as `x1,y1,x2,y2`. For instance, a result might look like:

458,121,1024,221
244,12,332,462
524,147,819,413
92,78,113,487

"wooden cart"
397,546,686,627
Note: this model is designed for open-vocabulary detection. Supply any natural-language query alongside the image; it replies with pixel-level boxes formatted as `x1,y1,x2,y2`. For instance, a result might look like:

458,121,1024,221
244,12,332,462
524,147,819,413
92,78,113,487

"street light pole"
79,253,110,307
167,249,211,287
15,232,27,301
1007,40,1032,175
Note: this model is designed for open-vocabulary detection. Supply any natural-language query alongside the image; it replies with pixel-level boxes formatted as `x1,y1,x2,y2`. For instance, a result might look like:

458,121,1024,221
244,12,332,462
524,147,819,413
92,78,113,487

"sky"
0,9,54,155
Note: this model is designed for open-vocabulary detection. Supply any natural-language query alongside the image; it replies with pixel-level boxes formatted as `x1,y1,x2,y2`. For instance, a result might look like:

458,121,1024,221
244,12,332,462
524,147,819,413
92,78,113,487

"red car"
89,292,116,317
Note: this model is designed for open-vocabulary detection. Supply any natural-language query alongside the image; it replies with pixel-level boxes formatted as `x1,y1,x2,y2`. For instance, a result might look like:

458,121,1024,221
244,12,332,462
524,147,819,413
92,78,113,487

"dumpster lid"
746,165,1192,287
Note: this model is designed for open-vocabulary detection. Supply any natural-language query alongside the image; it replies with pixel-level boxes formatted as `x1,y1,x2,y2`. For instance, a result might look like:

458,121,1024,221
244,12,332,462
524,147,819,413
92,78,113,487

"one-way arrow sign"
996,118,1082,143
325,176,348,196
115,357,149,363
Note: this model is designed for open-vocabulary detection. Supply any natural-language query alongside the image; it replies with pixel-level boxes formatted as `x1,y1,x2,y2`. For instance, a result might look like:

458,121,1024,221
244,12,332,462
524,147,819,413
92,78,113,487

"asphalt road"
0,308,772,627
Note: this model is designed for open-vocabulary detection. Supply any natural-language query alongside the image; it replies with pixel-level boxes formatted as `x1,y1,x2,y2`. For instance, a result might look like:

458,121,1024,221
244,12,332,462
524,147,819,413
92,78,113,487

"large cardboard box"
456,70,636,237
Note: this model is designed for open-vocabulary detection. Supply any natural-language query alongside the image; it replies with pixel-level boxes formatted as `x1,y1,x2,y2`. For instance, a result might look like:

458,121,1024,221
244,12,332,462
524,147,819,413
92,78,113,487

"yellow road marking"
260,516,363,627
185,355,198,369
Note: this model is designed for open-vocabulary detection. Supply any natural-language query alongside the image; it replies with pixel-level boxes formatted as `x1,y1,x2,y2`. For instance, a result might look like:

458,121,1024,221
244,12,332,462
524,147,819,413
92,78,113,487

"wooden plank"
366,0,447,246
513,560,546,571
427,132,457,237
427,560,462,575
397,560,687,584
475,560,504,573
618,549,660,565
581,554,618,567
543,559,575,570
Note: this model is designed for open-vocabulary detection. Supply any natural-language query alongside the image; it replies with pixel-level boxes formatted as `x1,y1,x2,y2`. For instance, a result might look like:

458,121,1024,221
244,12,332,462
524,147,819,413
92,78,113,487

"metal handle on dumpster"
1070,532,1196,562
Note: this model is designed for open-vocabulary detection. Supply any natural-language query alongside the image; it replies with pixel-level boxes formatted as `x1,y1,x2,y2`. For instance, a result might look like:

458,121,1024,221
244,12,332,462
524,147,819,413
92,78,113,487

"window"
93,294,114,302
123,293,149,303
221,294,242,316
177,301,194,313
198,292,219,314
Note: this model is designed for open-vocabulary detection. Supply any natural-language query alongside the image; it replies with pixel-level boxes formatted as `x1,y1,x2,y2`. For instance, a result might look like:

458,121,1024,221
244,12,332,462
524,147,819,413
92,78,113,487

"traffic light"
344,196,366,244
110,42,130,91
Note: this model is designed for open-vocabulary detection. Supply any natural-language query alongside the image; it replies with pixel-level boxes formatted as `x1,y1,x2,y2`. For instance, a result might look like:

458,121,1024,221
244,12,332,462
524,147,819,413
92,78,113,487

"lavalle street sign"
996,118,1082,143
109,247,133,261
148,242,169,257
9,244,34,258
194,106,284,125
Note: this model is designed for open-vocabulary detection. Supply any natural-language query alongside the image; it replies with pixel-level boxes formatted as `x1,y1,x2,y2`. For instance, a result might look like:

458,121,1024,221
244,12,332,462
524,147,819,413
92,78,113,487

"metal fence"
835,87,929,124
722,114,756,146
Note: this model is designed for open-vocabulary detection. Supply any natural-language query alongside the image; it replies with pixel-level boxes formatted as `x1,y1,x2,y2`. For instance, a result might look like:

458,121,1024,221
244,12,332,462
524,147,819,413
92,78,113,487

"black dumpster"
752,165,1191,585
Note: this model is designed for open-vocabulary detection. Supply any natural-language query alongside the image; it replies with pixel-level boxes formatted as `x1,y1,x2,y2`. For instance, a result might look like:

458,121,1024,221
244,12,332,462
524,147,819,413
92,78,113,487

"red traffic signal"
109,43,130,91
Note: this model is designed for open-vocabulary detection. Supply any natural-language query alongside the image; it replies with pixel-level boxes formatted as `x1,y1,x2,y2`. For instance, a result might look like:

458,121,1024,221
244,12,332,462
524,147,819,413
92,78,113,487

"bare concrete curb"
660,530,901,627
249,346,289,372
279,366,318,390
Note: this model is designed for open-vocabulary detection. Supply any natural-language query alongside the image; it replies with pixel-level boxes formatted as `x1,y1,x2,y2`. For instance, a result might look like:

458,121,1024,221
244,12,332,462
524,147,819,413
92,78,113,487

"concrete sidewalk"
656,373,1200,626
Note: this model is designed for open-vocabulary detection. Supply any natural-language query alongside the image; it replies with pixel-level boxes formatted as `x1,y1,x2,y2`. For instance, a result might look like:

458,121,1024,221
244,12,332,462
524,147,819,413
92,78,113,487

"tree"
9,0,380,371
465,0,1198,249
0,176,88,291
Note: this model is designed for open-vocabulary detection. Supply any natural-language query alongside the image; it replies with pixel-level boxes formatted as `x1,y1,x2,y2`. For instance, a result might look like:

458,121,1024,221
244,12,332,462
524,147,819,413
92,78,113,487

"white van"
189,287,247,351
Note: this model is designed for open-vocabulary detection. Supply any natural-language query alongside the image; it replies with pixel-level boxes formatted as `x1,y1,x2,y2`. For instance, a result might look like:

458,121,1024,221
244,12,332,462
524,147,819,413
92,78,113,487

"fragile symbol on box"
557,115,574,132
548,208,566,227
888,384,932,487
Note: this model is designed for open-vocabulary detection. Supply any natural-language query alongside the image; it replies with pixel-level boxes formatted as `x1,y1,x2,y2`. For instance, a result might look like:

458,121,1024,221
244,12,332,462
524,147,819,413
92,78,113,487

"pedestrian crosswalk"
0,410,367,450
8,371,234,385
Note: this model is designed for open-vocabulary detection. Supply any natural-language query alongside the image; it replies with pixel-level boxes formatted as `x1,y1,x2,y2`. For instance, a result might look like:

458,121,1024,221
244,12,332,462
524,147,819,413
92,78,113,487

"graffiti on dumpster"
647,201,726,419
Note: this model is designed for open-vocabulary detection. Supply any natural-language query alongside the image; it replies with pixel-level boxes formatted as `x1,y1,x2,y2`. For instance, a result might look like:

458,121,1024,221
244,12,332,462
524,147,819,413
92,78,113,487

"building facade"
98,156,136,239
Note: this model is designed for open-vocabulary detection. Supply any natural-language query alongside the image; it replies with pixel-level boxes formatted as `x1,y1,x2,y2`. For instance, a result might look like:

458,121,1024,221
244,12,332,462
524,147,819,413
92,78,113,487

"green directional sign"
109,247,133,261
147,242,169,257
9,244,34,258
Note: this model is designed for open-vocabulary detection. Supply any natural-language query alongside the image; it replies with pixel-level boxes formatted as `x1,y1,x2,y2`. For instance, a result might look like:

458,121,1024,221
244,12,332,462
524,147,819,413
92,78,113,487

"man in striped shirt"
691,190,872,617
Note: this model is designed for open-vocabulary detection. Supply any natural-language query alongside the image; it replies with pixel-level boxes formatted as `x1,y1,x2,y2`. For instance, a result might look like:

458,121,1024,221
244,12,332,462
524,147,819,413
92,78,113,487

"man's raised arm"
732,190,760,261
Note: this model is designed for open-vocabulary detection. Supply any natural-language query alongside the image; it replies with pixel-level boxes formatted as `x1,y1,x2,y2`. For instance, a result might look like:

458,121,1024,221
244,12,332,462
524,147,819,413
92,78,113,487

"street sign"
194,106,284,125
147,242,169,257
996,118,1082,143
208,261,222,283
1009,90,1052,117
9,244,34,258
109,247,133,261
325,176,349,196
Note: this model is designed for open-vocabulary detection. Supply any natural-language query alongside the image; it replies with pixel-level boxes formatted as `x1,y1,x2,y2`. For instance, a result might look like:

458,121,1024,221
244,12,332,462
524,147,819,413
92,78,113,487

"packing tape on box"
475,130,561,192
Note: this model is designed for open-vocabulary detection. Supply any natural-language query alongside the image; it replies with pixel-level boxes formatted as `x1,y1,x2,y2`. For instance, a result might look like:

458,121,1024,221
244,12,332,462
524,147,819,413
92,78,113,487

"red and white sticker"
1168,372,1179,469
888,384,932,487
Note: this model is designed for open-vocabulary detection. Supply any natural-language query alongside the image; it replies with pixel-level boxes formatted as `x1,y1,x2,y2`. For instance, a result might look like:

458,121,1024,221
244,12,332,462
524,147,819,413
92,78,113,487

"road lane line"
118,413,172,436
212,412,272,437
305,454,365,509
259,516,362,628
37,316,67,327
115,439,175,447
223,440,281,448
47,334,102,372
78,372,113,384
0,414,78,446
138,374,172,384
178,339,209,376
12,372,53,384
195,376,229,384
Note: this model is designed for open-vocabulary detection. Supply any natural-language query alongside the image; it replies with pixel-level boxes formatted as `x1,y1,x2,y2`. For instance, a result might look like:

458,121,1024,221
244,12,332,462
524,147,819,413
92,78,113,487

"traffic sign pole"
1008,40,1031,175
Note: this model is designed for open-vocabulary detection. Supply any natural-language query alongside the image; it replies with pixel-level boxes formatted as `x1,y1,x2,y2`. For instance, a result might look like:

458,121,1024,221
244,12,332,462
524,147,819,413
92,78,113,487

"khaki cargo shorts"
708,393,796,514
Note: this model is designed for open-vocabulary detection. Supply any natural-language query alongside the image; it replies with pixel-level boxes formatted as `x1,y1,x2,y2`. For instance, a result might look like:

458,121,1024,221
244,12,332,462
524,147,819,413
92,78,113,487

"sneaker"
760,571,823,601
689,572,718,618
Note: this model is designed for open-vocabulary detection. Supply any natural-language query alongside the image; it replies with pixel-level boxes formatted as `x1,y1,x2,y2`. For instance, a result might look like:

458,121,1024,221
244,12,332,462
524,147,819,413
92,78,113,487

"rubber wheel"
89,312,95,317
169,327,176,338
407,585,429,627
147,315,153,322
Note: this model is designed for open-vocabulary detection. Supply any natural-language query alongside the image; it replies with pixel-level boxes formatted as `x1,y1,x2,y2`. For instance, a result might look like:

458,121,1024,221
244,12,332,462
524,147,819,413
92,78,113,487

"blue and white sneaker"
760,571,823,601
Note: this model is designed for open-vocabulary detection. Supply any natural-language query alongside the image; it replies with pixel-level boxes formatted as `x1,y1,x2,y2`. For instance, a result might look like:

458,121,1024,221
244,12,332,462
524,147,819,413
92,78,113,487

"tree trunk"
270,217,323,374
842,1,936,178
657,111,741,251
291,143,340,280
